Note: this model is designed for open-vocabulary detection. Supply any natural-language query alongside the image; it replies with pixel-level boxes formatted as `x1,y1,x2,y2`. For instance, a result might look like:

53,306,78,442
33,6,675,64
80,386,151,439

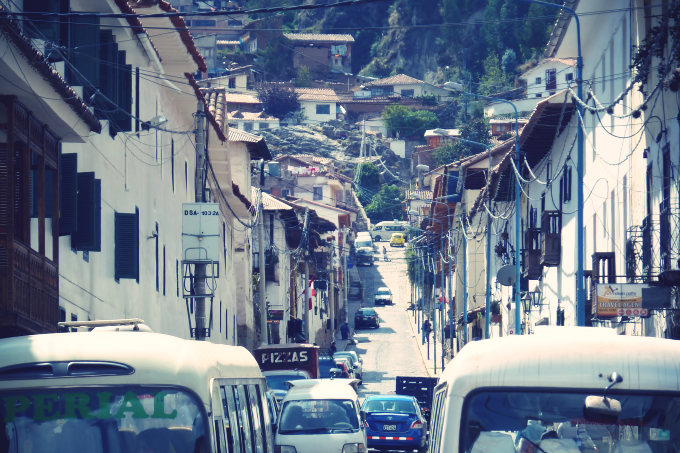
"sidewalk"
406,295,453,377
335,265,363,351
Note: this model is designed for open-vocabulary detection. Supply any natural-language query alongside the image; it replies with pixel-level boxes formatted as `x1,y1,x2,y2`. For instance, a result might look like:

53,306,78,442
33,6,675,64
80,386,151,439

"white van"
427,327,680,453
370,221,408,242
275,379,366,453
0,320,273,453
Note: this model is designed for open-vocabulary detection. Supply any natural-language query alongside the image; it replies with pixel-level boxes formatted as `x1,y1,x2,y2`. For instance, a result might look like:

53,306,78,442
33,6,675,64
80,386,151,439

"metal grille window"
545,69,556,91
313,187,323,200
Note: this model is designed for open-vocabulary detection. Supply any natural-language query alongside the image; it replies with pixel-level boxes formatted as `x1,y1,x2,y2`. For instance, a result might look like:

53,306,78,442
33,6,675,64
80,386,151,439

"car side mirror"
330,368,343,378
360,410,366,423
353,363,359,369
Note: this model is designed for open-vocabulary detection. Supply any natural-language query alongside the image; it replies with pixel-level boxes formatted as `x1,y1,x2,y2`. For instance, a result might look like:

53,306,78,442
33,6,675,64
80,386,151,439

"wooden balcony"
522,228,542,280
540,210,561,267
0,238,59,336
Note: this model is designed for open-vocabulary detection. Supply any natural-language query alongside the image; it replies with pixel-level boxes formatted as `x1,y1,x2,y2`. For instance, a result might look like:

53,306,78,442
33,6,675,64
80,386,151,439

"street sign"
594,283,650,318
182,203,220,261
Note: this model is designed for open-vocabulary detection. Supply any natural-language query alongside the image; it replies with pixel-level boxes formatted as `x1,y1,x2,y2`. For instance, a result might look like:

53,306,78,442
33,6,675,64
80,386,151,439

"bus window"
428,387,447,453
221,386,239,453
235,385,254,453
247,385,266,453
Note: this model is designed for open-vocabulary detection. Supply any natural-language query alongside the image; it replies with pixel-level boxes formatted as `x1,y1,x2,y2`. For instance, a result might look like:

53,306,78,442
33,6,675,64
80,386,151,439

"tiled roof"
424,129,460,137
289,154,334,165
112,0,162,61
254,188,293,211
217,40,240,45
284,33,355,43
229,128,263,143
0,7,101,133
364,74,424,86
228,129,272,160
185,74,227,142
225,92,261,104
295,88,340,101
127,0,208,72
228,111,279,121
413,145,431,153
520,57,577,78
406,190,433,200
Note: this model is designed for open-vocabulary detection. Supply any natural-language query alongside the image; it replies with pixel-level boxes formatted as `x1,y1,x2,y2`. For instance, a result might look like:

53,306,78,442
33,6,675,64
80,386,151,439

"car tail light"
411,420,423,429
364,421,369,428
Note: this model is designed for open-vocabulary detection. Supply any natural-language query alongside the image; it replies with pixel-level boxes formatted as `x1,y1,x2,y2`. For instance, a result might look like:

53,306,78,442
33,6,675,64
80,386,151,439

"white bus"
427,327,680,453
0,320,273,453
369,221,409,242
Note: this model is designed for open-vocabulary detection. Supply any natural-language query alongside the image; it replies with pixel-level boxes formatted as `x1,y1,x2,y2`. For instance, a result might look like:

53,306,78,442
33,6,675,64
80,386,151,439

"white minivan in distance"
370,221,408,242
275,379,366,453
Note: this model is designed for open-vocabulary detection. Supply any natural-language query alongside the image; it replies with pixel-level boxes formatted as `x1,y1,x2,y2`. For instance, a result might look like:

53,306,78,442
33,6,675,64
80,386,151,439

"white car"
334,351,363,381
374,287,393,305
276,379,367,453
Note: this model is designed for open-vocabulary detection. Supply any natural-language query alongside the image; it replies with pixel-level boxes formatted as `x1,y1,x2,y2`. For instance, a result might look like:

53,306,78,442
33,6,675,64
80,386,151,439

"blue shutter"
115,211,139,280
446,171,461,203
71,172,95,250
67,15,100,100
98,30,117,122
59,153,77,236
111,50,132,134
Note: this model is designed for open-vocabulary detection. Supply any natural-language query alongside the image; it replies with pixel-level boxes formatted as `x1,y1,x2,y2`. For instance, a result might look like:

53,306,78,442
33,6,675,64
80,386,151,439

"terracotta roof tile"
294,88,340,101
0,9,101,133
283,33,355,43
364,74,424,86
289,154,334,165
406,190,433,200
112,0,162,60
225,92,262,104
227,111,278,121
254,188,293,211
185,74,227,142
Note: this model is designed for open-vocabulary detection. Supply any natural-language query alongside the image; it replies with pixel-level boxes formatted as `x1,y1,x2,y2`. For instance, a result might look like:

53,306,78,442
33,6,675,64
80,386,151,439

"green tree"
381,104,439,139
431,142,462,168
366,185,404,223
257,36,295,81
256,84,301,119
295,66,312,87
353,162,381,196
431,118,491,167
478,52,509,95
381,104,412,137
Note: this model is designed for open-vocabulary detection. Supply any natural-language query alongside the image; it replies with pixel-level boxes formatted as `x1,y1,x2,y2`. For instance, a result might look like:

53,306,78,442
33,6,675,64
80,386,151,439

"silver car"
334,351,363,381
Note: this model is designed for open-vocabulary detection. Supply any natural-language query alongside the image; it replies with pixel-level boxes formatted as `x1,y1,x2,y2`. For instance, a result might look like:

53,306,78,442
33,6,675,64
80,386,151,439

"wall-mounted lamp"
141,115,168,131
643,147,649,159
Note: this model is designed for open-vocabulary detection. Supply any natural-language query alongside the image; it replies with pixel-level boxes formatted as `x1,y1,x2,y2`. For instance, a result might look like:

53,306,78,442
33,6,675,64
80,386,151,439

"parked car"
334,355,361,383
319,354,341,378
362,395,428,453
334,351,362,381
355,248,374,266
374,287,393,306
355,307,380,329
390,232,406,247
334,357,355,379
264,369,312,403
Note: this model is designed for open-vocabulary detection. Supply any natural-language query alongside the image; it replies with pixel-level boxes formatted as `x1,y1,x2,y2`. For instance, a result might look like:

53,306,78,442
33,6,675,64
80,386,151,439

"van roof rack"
58,318,148,331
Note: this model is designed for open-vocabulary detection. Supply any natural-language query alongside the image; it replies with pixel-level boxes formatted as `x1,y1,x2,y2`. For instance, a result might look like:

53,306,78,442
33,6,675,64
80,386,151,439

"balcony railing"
626,206,679,285
540,210,561,267
522,228,542,279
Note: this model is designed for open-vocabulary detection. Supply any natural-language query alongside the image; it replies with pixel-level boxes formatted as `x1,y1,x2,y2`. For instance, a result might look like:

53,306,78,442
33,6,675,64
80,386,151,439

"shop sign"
595,284,650,317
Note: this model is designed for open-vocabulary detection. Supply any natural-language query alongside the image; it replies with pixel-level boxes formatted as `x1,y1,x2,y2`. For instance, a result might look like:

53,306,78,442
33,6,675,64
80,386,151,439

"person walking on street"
340,322,350,340
422,318,431,345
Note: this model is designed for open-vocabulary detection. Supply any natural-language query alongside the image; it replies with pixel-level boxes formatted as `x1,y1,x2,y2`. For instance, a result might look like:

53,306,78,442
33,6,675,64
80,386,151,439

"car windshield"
0,387,208,453
266,374,306,391
356,240,372,248
279,399,358,434
377,290,390,296
392,234,402,239
364,399,416,414
463,390,680,453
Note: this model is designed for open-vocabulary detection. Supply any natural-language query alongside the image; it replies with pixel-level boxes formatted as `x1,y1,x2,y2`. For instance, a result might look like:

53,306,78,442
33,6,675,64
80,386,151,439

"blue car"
362,395,428,452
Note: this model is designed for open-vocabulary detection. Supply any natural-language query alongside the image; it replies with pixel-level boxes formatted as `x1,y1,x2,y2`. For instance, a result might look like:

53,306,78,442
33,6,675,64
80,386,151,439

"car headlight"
274,446,297,453
341,443,367,453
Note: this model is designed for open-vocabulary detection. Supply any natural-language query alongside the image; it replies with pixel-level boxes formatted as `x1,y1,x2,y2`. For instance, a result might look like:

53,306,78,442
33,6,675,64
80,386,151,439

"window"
244,122,253,132
535,77,542,85
281,189,290,198
59,307,67,333
601,56,606,92
71,173,101,252
315,104,331,115
258,123,269,130
622,16,628,108
646,164,653,218
565,73,573,82
603,199,607,238
563,165,572,202
155,223,159,292
313,187,323,200
593,213,597,252
59,153,78,236
98,30,132,136
229,77,236,88
545,69,556,91
400,89,414,97
193,20,217,27
70,313,78,333
497,124,506,132
535,93,542,98
114,209,139,281
610,190,616,252
176,259,180,297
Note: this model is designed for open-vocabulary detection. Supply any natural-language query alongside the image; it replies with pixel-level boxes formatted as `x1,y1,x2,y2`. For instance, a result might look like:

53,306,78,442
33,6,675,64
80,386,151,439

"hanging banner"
595,283,650,318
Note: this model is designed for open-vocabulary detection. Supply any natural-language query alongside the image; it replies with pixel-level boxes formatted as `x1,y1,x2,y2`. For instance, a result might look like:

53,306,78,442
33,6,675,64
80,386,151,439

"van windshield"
279,399,358,434
0,387,207,453
356,241,372,248
463,390,680,453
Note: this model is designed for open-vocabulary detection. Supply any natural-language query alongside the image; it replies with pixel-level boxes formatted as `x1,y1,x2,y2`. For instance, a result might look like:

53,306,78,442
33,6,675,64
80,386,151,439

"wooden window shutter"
59,153,77,236
67,15,100,100
72,172,96,250
111,50,132,134
115,211,139,280
0,144,8,230
98,30,118,121
24,0,60,44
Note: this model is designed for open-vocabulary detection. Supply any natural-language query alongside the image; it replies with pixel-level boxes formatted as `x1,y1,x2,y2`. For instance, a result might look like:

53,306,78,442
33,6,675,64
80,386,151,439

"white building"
363,74,451,99
519,57,577,99
228,111,280,132
295,88,340,124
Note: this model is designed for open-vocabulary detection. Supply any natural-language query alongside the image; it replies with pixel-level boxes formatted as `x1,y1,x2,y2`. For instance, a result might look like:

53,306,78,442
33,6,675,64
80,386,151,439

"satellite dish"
497,265,516,287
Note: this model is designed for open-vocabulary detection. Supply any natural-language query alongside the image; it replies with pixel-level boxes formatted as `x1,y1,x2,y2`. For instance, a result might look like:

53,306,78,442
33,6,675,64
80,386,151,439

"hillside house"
363,74,450,99
228,111,280,132
284,33,354,79
295,88,341,124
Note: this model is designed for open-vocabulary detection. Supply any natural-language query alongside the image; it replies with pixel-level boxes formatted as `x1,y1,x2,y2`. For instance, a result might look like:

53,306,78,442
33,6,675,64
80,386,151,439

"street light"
442,81,522,337
514,0,585,326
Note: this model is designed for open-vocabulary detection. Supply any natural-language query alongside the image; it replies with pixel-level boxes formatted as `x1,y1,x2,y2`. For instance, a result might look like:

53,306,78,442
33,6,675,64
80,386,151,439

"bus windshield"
279,399,358,434
0,387,208,453
463,390,680,453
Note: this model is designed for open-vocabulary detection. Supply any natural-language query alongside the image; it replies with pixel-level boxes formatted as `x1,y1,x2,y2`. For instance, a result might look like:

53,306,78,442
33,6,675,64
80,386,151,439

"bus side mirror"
360,410,366,423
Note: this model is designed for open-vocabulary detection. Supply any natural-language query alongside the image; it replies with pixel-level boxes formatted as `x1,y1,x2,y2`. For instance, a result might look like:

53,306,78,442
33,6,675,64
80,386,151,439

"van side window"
374,226,382,230
428,387,447,453
246,384,266,453
221,385,243,453
235,386,254,453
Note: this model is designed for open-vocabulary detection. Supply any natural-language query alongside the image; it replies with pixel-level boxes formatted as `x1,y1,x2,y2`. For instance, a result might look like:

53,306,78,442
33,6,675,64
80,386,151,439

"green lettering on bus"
33,394,60,421
2,396,30,422
153,392,178,419
97,392,114,419
114,391,150,419
64,393,94,420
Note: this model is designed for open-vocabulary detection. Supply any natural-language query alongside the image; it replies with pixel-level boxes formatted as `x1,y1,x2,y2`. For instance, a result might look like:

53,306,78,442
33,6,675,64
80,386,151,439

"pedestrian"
329,341,337,356
340,322,350,340
422,318,431,345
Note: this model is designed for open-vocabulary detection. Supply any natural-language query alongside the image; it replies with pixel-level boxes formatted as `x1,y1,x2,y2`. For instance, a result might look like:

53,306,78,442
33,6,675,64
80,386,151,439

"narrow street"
346,246,428,400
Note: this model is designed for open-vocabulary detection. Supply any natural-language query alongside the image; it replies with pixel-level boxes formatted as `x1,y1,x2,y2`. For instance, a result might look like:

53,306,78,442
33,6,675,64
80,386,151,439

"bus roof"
444,329,680,396
0,332,262,404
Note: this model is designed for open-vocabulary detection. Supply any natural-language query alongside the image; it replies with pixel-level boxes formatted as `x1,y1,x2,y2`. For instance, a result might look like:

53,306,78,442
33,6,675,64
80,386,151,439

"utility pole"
194,101,207,341
360,120,365,158
258,189,267,346
304,256,311,343
329,240,335,343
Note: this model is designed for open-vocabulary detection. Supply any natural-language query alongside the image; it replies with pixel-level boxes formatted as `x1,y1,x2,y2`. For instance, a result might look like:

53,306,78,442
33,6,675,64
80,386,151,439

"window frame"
315,104,331,115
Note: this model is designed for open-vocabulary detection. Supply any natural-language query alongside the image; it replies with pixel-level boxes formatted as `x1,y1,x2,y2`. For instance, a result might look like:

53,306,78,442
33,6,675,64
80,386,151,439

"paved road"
347,245,427,401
